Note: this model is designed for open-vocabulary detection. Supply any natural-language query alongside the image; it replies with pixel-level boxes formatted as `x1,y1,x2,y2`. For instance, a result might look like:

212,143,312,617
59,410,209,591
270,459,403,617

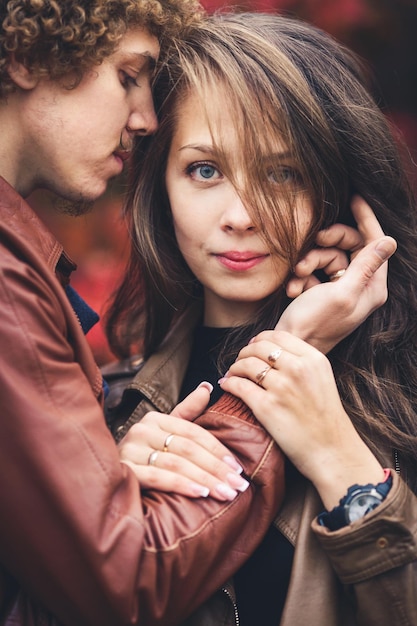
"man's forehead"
113,29,160,63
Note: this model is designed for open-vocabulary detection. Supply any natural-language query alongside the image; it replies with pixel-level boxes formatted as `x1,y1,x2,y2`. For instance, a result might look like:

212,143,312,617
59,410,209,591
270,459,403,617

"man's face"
18,27,159,207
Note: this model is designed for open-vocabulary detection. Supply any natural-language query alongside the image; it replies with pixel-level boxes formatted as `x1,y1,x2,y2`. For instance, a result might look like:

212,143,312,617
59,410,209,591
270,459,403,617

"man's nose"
128,88,158,136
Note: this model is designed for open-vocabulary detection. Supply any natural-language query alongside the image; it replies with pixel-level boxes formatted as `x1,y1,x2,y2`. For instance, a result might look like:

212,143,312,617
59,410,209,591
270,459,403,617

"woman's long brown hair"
106,12,417,491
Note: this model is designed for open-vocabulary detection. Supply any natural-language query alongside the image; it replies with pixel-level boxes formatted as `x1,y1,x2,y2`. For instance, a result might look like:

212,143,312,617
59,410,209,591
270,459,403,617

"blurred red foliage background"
29,0,417,365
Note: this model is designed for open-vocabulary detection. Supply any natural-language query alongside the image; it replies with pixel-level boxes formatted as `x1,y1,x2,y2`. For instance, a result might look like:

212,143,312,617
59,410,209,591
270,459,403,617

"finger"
286,274,320,298
120,416,246,495
315,223,363,251
219,374,267,421
233,331,313,367
234,342,285,372
337,236,396,299
153,432,250,495
350,195,385,244
122,449,249,502
121,460,212,498
170,382,213,421
141,412,242,472
315,196,384,253
292,247,349,278
169,383,246,473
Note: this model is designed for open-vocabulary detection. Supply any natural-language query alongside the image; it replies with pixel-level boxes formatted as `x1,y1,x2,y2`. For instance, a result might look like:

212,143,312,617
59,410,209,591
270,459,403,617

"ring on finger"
163,433,175,452
267,348,282,366
148,450,159,466
329,268,346,282
255,365,272,387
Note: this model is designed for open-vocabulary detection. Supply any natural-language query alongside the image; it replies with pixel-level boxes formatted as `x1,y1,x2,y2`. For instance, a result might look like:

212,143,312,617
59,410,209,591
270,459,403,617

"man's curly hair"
0,0,204,97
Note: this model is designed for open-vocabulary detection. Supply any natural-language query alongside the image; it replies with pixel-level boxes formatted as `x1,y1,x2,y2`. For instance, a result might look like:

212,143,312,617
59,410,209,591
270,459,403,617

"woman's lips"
215,251,269,271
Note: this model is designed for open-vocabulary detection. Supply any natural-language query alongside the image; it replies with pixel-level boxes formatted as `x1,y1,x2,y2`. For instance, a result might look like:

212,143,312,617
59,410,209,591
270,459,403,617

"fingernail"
248,337,256,344
218,370,229,385
226,473,250,492
190,484,210,498
215,483,238,500
223,455,244,474
375,239,396,260
197,381,213,394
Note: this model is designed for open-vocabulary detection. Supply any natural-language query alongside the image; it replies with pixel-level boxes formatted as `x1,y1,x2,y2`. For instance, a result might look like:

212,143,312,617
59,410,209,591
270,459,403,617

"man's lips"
215,251,269,271
114,150,131,163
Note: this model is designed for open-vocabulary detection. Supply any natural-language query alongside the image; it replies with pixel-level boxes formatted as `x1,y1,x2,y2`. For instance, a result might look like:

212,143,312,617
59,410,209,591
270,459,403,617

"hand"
281,196,397,354
219,331,384,509
118,382,250,501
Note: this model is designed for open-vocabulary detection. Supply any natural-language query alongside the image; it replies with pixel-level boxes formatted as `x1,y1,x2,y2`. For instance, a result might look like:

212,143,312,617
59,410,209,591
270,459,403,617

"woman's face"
165,90,313,327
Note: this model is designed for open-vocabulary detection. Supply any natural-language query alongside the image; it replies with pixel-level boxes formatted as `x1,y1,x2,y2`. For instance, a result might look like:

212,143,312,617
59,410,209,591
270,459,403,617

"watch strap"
318,470,393,531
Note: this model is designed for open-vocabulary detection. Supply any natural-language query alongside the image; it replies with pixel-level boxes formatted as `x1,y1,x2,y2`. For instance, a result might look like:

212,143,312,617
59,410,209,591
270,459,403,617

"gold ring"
267,348,282,365
163,433,175,452
255,365,271,387
148,450,159,466
329,268,346,282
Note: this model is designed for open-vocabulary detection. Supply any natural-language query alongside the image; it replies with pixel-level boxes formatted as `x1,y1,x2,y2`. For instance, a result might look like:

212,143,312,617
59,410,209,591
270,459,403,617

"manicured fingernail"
223,455,243,474
226,473,250,492
218,377,227,385
215,483,238,501
249,337,256,344
197,381,213,393
190,484,210,497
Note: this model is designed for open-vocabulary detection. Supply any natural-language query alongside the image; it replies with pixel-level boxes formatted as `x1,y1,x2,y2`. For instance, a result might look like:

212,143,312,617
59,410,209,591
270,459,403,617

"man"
0,1,396,625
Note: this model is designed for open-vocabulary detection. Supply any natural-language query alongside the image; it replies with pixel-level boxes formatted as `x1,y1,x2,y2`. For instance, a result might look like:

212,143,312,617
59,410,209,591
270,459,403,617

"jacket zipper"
222,586,240,626
393,448,401,474
222,454,401,626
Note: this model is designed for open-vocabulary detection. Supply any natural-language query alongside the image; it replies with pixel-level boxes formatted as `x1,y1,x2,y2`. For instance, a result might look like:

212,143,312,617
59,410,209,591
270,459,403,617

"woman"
105,12,417,625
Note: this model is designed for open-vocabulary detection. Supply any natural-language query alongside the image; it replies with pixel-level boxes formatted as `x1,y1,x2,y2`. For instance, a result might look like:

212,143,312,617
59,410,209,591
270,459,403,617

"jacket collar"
125,303,203,414
0,176,76,279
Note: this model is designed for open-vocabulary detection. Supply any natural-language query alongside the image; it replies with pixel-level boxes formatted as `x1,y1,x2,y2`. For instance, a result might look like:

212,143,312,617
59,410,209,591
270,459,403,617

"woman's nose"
220,193,255,232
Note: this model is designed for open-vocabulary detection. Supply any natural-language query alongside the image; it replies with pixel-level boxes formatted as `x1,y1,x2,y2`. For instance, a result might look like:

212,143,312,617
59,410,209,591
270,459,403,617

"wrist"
311,449,385,510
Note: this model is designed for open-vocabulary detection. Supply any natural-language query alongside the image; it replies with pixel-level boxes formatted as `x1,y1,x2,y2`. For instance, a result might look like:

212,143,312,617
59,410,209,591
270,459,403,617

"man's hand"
279,196,397,353
118,382,249,501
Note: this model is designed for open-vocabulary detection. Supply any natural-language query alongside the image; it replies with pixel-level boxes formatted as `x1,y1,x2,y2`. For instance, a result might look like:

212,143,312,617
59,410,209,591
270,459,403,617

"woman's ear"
7,54,39,90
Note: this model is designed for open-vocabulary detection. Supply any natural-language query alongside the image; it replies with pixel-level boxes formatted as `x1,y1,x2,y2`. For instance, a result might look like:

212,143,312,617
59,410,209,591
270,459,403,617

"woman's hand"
282,196,397,354
219,331,384,509
118,383,250,501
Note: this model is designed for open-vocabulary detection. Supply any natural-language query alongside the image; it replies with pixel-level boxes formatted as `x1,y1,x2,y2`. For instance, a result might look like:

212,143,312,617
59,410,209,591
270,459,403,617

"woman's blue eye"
268,166,302,186
187,162,221,181
199,165,216,179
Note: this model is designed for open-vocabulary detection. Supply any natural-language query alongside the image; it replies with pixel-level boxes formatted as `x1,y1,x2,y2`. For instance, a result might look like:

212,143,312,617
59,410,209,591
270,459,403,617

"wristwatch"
318,474,393,531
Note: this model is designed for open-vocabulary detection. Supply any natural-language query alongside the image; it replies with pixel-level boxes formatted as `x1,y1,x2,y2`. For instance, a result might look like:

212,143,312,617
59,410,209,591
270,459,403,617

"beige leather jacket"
0,177,285,626
104,303,417,626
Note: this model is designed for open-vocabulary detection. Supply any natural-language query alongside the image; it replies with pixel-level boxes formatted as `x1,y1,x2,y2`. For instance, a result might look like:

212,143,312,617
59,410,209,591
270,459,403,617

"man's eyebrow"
122,52,158,69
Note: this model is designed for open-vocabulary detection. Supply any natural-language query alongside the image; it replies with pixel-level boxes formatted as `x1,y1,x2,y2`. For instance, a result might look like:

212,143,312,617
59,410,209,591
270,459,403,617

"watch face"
347,493,383,523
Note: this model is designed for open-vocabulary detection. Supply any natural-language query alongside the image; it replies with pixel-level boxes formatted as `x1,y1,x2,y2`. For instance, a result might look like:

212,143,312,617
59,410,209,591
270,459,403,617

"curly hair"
0,0,204,98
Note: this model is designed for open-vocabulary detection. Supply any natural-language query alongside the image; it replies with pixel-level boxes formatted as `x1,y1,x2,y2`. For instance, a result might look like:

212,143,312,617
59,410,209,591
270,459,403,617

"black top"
179,325,294,625
179,325,229,406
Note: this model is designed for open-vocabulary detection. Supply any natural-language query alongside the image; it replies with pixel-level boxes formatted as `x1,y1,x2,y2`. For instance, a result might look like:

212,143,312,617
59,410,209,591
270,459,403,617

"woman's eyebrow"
261,151,293,161
178,144,215,153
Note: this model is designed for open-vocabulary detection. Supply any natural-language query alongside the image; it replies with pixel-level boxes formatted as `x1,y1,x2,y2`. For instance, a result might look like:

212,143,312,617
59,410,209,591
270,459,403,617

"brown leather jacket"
0,177,285,626
104,302,417,626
